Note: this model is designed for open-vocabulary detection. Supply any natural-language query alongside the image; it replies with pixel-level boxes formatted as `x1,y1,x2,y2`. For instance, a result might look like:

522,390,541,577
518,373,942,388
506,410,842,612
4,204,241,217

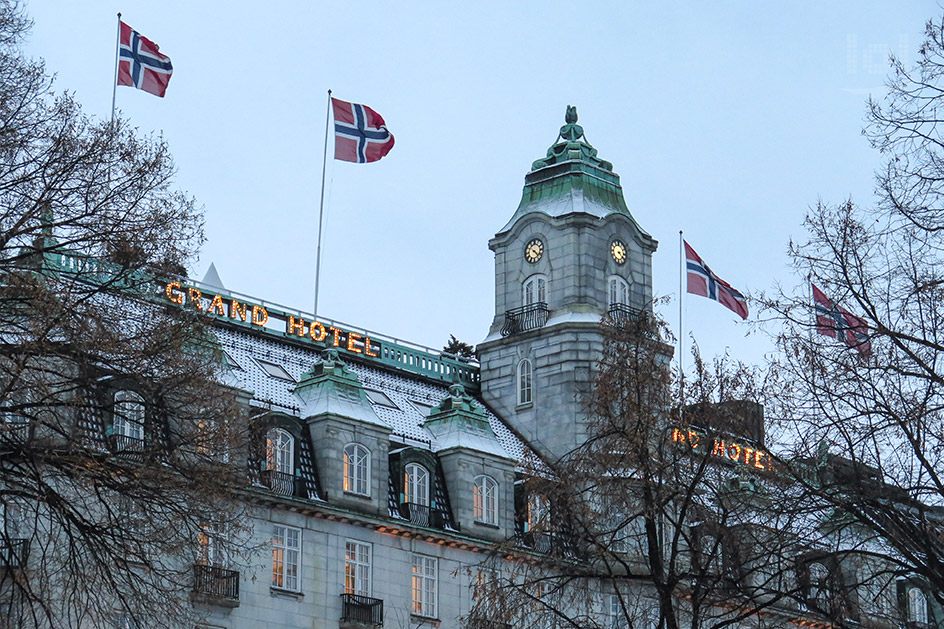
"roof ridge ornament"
531,105,613,172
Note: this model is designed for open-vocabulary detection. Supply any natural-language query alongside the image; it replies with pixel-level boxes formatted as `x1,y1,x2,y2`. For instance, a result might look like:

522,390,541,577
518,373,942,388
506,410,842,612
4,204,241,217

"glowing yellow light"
208,294,226,316
347,332,363,354
310,321,327,342
165,282,184,304
287,316,306,337
328,326,342,347
230,299,248,322
252,305,268,326
188,287,203,310
365,337,378,358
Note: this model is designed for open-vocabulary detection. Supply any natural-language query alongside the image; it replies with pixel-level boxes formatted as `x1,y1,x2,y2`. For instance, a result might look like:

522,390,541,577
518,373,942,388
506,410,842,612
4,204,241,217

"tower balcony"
501,303,549,337
607,303,647,326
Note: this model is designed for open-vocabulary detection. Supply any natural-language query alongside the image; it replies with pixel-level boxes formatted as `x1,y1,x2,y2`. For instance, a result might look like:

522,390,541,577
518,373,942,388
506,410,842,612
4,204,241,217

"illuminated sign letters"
671,427,773,472
163,282,380,358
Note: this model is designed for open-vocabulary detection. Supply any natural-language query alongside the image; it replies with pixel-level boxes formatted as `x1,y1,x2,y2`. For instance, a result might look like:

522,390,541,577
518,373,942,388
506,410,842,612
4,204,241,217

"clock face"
611,240,628,265
525,238,544,264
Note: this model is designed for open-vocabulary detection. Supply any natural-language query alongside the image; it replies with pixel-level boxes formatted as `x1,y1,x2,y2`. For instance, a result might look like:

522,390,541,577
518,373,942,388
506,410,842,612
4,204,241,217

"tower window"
517,358,533,406
523,274,547,306
608,276,630,306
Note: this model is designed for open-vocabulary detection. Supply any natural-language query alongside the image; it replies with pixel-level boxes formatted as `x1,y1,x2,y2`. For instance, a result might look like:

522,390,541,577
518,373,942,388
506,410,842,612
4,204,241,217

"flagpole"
314,89,332,318
111,13,121,124
679,230,684,411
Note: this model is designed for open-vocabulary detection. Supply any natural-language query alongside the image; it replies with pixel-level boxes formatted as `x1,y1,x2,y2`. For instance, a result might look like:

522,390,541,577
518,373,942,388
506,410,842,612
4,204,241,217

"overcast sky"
24,1,937,370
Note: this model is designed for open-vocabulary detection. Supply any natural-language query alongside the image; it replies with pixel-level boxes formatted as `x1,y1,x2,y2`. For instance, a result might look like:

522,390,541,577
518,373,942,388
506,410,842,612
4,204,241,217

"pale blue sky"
24,1,936,369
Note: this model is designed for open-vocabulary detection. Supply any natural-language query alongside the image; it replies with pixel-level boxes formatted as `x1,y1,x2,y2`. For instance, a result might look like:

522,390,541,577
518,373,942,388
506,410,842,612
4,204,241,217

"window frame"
516,358,533,406
343,443,371,496
523,274,548,306
608,275,630,307
271,524,301,592
411,554,438,618
404,462,430,507
266,427,295,475
473,475,499,526
907,586,929,624
344,540,372,597
113,390,145,441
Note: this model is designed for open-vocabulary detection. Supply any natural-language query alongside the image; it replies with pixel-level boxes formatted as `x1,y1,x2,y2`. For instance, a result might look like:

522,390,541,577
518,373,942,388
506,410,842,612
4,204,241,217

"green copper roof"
499,106,640,233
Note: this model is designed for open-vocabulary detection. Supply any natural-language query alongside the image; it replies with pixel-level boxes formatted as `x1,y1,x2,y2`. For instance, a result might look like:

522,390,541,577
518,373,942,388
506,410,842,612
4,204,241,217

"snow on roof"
214,326,526,461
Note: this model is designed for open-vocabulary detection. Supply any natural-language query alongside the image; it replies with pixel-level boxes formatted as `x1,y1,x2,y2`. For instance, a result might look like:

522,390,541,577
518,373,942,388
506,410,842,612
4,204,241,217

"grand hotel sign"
163,281,382,358
671,427,774,473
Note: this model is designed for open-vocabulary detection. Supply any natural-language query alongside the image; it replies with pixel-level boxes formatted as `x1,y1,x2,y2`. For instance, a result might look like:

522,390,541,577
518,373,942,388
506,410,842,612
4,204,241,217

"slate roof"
214,327,526,462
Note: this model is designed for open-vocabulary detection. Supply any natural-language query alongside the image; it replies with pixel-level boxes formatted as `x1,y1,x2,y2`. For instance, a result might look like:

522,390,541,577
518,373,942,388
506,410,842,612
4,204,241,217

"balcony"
607,303,647,326
466,621,511,629
106,433,146,459
260,469,296,496
399,502,446,529
341,593,384,626
500,303,549,337
193,564,239,602
0,538,28,568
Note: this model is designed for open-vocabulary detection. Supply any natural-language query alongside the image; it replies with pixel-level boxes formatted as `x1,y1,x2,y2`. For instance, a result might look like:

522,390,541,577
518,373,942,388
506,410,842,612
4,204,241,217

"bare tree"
466,316,816,629
0,3,253,627
762,12,944,623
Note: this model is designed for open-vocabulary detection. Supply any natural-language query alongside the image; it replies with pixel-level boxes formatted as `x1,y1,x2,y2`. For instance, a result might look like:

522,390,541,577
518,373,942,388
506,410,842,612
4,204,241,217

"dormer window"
343,443,371,496
473,475,499,525
526,494,550,533
404,463,430,507
113,390,145,441
255,359,294,382
523,274,547,306
365,389,398,409
906,587,929,625
266,428,294,475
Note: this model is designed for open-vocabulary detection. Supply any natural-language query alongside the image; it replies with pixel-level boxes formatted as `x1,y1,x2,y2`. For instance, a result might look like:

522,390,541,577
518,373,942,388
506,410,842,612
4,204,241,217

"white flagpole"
314,89,332,318
111,13,121,124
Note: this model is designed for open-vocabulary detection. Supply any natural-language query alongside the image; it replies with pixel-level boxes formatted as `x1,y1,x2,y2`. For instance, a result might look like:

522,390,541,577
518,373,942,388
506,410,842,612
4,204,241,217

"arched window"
343,443,371,496
523,274,547,306
473,475,498,525
807,562,830,608
608,276,630,307
526,494,549,532
517,358,533,406
907,587,929,624
113,390,145,440
404,463,430,506
266,428,294,474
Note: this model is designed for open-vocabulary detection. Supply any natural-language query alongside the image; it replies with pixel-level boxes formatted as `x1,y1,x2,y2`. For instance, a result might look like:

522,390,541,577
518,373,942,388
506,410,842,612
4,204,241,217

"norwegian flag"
812,284,871,357
685,241,749,320
332,98,395,163
117,21,173,98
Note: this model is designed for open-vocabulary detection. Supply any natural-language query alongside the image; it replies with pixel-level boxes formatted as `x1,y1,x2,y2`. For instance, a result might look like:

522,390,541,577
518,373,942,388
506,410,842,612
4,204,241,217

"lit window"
526,494,549,532
411,554,438,618
343,443,371,496
272,524,300,591
608,275,630,306
344,540,372,596
198,525,224,567
365,389,398,409
113,390,145,440
907,587,929,624
523,274,547,306
266,428,294,474
255,359,294,382
517,359,533,406
404,463,430,506
473,475,498,525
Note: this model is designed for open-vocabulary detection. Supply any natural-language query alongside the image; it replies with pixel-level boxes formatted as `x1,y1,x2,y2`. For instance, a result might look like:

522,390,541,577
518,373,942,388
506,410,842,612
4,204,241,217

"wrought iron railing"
0,538,28,568
193,564,239,600
466,620,511,629
520,531,555,554
106,433,146,457
607,303,646,325
501,303,549,336
260,469,296,496
399,502,446,529
341,593,384,625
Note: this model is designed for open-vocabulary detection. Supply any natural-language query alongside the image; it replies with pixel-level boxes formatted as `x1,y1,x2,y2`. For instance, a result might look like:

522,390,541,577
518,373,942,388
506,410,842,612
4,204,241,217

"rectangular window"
344,540,372,596
272,524,300,591
411,554,438,618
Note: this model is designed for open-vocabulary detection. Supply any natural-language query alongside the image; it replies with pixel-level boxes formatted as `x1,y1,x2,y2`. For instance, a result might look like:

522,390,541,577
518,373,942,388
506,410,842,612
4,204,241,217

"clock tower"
477,107,658,462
